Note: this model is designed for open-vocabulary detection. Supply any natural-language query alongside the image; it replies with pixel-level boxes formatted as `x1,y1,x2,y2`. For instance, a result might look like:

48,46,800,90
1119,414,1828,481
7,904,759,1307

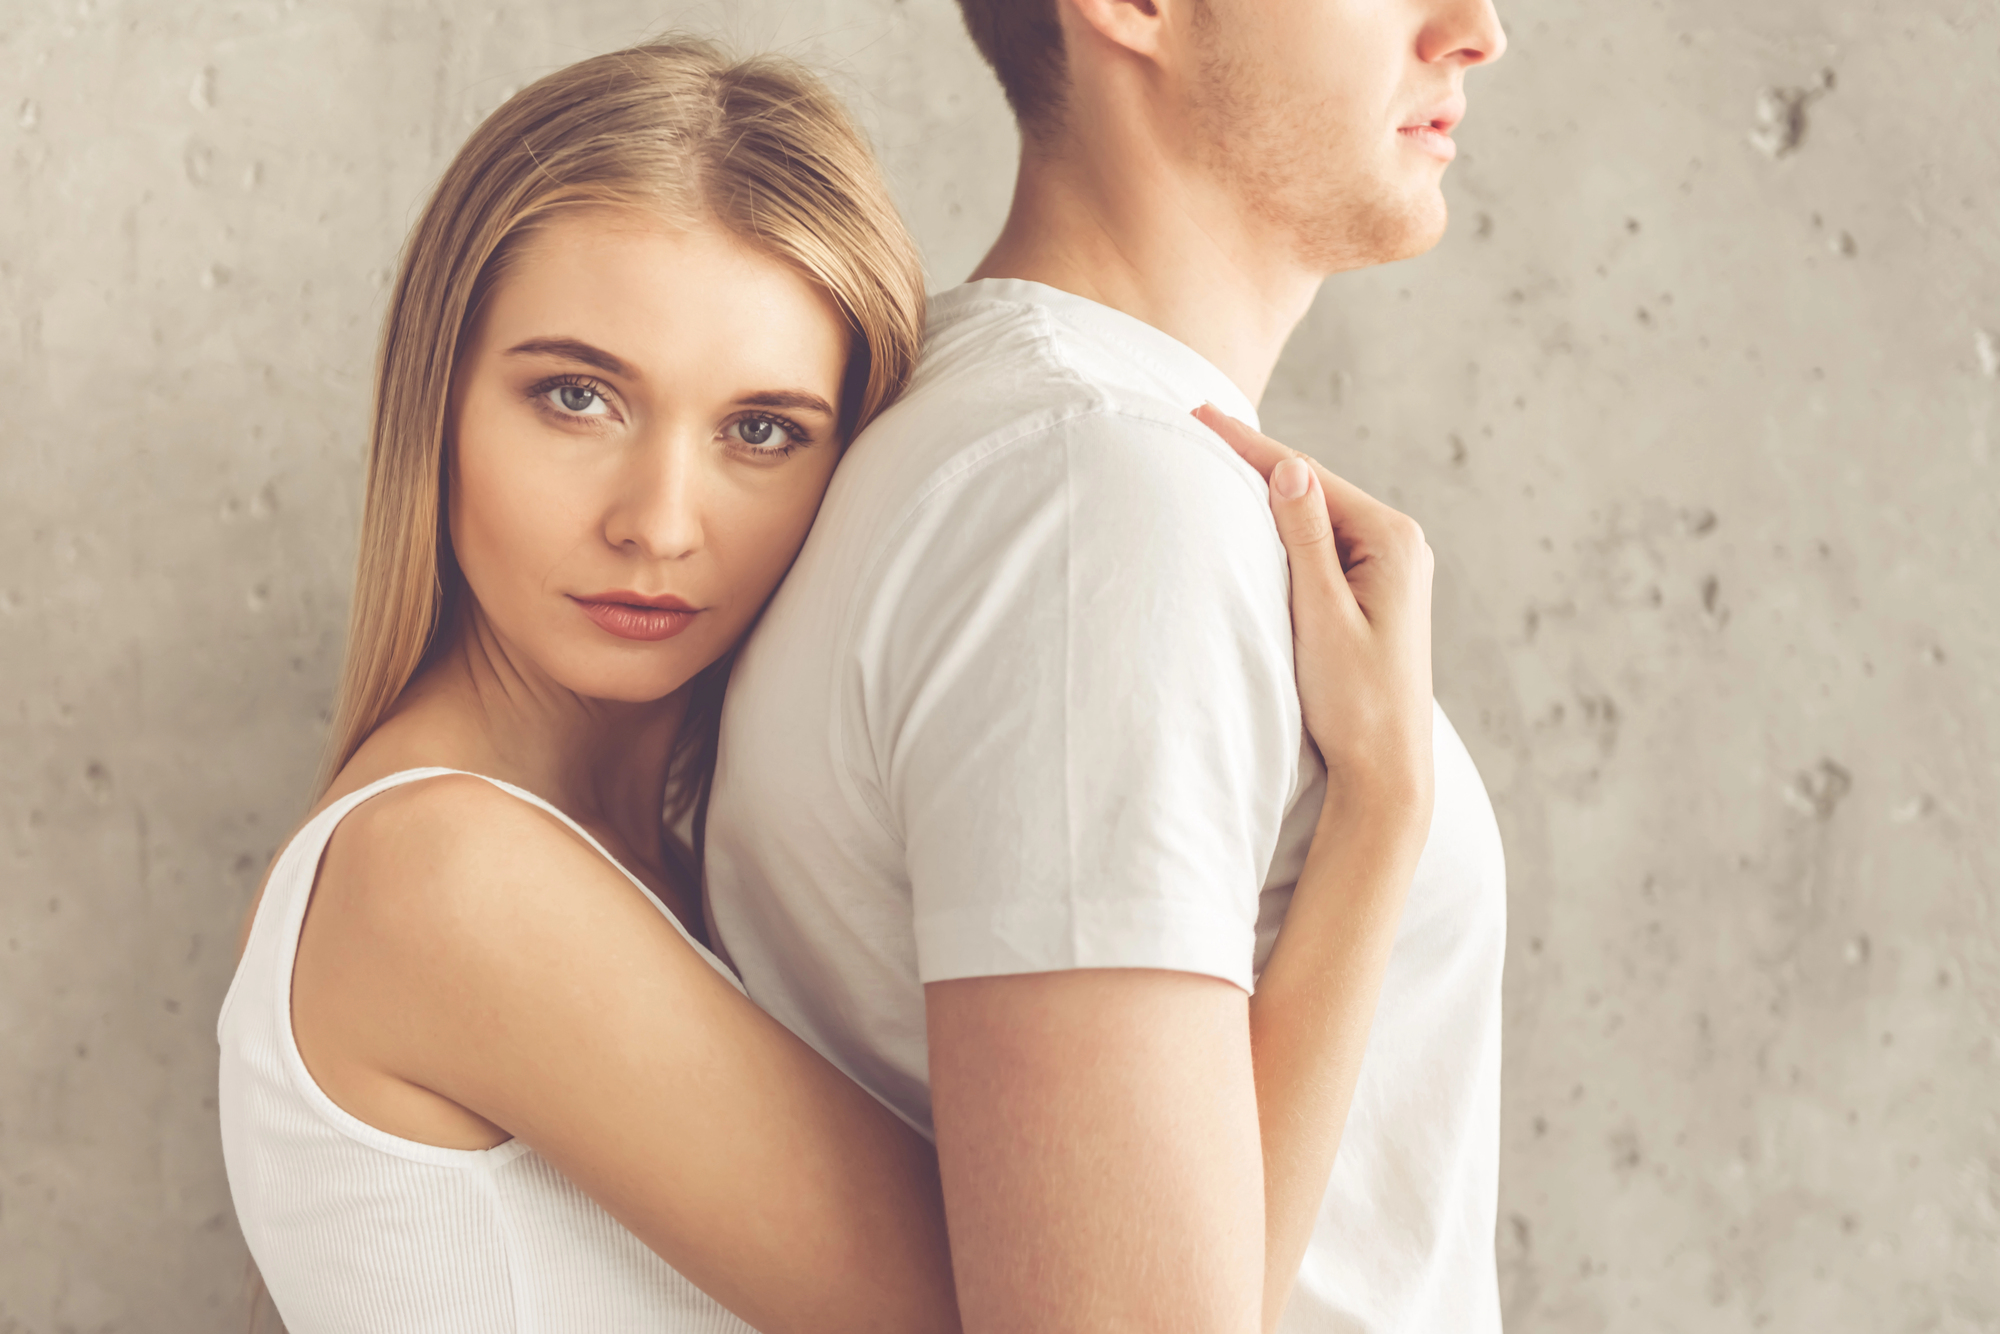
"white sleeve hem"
914,897,1256,993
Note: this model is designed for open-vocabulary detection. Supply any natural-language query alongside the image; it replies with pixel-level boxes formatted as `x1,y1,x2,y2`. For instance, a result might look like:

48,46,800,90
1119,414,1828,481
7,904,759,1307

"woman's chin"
551,661,707,707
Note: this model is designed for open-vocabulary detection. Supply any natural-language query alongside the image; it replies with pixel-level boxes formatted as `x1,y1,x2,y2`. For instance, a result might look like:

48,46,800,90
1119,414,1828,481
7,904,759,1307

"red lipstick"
569,590,701,642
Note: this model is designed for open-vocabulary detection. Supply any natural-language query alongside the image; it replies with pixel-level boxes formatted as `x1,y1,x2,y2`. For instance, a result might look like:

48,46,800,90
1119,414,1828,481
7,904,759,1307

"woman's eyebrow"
504,337,634,378
738,390,836,418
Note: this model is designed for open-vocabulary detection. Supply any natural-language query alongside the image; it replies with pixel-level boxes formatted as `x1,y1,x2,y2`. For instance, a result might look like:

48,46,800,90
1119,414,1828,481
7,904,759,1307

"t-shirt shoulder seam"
832,402,1273,843
1041,301,1242,419
848,401,1265,632
898,404,1259,524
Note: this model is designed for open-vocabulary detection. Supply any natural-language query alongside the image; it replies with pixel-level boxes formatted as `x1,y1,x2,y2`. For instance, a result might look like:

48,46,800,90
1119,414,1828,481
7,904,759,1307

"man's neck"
966,144,1323,406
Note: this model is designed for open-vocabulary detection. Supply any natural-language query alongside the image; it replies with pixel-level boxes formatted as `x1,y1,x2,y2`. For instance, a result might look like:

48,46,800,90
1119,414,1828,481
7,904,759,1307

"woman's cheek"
455,429,574,618
724,474,822,602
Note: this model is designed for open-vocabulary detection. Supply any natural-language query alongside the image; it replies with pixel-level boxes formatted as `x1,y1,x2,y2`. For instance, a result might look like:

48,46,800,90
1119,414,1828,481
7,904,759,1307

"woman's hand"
1194,404,1438,1331
1194,405,1435,828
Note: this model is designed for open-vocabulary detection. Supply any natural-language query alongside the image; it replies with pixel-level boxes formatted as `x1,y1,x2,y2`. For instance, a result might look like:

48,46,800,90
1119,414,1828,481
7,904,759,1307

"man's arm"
927,968,1265,1334
877,419,1309,1332
917,419,1440,1334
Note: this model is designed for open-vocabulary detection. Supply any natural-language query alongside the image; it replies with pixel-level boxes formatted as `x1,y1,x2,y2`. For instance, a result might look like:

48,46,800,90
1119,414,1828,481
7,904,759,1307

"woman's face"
446,209,849,704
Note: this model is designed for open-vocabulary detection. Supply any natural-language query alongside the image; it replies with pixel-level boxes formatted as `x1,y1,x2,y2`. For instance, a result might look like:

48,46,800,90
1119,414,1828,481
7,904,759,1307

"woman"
218,37,1436,1334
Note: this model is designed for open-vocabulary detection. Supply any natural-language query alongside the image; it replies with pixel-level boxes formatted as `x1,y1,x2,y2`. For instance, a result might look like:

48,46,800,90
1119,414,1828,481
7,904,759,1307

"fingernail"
1275,457,1310,499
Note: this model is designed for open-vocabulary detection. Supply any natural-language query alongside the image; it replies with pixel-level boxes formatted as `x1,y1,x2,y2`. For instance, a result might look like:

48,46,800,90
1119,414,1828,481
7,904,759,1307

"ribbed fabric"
217,768,757,1334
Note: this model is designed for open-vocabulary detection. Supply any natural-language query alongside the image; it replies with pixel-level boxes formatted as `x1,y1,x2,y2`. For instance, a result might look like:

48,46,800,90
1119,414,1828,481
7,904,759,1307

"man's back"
706,278,1508,1331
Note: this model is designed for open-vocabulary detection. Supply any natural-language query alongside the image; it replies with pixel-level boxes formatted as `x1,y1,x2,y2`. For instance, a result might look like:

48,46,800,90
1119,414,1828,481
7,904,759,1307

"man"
705,0,1509,1328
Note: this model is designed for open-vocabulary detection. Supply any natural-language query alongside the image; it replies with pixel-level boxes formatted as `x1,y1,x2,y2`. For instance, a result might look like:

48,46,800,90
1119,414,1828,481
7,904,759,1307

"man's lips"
1399,95,1467,162
1404,95,1467,136
1398,123,1458,162
569,591,702,642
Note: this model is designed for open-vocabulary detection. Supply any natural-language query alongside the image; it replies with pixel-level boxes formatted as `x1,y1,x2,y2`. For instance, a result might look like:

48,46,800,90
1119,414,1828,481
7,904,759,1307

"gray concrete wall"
2,1,1993,1330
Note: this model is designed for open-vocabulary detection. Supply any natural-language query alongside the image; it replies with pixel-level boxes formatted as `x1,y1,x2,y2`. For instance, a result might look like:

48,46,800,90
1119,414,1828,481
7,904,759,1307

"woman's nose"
602,436,703,562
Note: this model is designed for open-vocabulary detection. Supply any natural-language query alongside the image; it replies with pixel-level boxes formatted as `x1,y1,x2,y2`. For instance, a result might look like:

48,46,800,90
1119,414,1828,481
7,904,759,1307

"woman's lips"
1398,123,1457,162
569,594,701,642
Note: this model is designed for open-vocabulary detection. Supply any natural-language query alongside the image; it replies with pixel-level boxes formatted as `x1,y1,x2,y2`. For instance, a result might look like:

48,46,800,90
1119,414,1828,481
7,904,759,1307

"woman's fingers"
1197,402,1420,611
1268,458,1358,621
1196,403,1383,551
1199,402,1435,795
1193,402,1291,478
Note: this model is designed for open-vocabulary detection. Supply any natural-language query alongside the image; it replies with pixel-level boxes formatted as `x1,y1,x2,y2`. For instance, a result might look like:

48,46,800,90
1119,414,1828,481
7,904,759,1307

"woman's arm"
1250,799,1427,1330
292,773,960,1334
1195,406,1438,1331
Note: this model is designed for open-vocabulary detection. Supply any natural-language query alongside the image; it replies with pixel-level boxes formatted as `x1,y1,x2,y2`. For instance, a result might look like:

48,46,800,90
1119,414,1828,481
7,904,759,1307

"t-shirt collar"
930,278,1263,432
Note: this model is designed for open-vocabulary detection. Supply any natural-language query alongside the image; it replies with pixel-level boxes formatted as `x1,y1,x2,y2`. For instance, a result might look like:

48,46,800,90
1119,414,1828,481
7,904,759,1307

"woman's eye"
546,384,608,416
730,417,792,450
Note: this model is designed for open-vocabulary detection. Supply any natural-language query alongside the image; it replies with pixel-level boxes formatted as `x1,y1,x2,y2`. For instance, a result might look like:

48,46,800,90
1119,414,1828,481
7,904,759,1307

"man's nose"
1422,0,1507,67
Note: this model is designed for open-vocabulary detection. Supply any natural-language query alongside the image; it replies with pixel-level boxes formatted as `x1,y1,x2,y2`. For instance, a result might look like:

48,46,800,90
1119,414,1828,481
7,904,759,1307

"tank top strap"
420,770,738,986
370,768,743,990
219,767,740,1045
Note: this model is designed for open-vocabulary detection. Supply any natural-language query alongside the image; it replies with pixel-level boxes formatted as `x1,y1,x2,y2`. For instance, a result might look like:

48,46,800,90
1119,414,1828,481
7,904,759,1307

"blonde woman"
217,39,1437,1334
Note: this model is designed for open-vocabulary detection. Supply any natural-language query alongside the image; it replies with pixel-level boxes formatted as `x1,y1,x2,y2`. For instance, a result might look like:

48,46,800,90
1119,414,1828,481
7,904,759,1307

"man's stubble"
1188,9,1445,277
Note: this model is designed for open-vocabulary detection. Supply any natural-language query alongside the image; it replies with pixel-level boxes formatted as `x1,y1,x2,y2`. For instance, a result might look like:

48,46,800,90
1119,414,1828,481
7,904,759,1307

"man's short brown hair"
955,0,1069,138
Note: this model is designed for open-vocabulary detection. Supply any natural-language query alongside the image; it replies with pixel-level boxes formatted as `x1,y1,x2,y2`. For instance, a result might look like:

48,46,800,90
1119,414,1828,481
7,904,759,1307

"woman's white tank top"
216,767,756,1334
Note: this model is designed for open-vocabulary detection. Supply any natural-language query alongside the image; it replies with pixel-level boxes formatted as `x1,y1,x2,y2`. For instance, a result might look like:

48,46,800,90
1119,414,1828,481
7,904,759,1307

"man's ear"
1061,0,1169,61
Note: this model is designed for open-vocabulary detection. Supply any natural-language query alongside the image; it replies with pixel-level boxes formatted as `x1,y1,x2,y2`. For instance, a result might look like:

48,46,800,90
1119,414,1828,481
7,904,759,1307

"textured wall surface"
2,1,1994,1331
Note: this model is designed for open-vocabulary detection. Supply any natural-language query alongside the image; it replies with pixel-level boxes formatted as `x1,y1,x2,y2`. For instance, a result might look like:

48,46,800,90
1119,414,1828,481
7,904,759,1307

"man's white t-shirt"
705,279,1507,1333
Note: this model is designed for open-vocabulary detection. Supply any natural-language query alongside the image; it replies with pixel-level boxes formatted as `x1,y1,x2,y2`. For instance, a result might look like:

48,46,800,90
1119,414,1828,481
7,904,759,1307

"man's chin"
1302,191,1448,275
1390,201,1451,262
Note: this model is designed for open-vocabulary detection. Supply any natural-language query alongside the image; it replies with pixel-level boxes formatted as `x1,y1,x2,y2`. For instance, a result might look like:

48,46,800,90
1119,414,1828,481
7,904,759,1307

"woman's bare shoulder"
290,773,725,1155
312,773,654,964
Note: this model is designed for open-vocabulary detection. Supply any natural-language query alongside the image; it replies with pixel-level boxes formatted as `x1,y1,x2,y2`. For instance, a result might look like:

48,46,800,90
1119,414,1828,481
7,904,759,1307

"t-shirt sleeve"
851,411,1305,992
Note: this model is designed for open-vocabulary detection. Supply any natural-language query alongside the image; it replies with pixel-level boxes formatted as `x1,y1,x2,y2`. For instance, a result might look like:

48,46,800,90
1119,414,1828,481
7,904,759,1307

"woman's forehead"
480,212,850,394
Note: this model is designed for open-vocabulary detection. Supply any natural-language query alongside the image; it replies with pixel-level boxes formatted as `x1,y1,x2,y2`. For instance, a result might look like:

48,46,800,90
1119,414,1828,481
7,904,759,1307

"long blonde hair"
317,39,926,837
